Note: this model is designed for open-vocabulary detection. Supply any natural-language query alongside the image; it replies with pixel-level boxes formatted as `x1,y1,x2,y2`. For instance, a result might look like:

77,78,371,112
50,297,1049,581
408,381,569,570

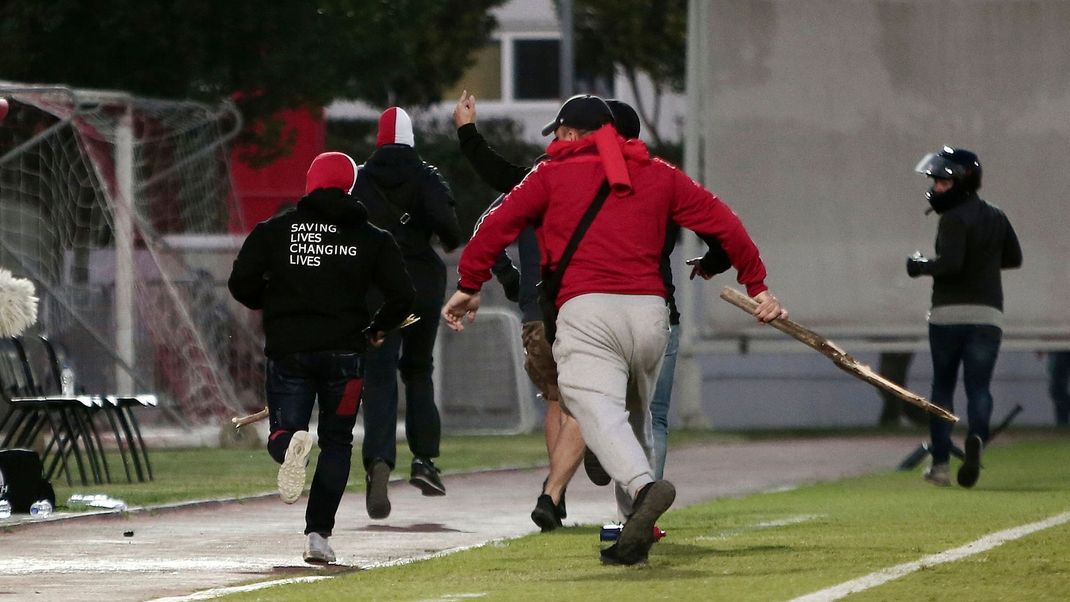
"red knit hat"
376,107,415,148
305,152,358,194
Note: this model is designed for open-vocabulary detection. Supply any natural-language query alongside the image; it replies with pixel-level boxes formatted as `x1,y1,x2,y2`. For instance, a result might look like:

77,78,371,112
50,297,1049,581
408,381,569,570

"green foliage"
564,0,688,146
0,0,504,157
326,117,544,239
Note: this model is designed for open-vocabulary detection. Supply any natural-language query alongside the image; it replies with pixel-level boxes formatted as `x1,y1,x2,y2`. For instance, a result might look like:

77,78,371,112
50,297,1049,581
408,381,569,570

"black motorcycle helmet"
914,146,982,213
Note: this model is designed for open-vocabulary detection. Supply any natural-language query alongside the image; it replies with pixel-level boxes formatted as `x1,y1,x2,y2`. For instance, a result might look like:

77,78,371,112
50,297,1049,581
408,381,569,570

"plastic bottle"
600,522,623,549
29,499,53,518
0,499,11,519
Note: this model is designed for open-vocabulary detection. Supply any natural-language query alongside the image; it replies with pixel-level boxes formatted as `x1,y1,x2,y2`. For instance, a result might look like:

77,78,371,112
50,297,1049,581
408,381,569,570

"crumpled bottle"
29,499,53,518
0,498,11,519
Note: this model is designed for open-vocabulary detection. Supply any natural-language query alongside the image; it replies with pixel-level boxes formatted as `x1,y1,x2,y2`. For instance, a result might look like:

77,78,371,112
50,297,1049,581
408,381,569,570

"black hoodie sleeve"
457,123,531,193
923,215,968,277
696,233,733,275
1001,215,1023,269
421,164,462,252
227,223,271,310
366,231,416,334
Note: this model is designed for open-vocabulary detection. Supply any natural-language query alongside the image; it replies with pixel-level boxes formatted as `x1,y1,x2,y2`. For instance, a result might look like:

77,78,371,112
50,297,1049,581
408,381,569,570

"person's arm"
227,224,270,310
365,232,416,337
457,165,550,293
666,164,768,296
913,216,967,277
421,165,462,252
454,91,531,192
1001,215,1023,269
687,232,733,279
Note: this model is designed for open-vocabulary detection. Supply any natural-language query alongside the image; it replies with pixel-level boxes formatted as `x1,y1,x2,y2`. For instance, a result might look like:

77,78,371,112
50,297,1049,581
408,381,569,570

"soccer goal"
0,82,260,427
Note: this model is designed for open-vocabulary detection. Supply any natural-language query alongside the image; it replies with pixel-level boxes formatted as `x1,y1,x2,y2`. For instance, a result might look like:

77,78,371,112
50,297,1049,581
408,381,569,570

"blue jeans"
1049,351,1070,425
650,324,680,480
928,323,1002,463
265,350,363,536
361,295,442,470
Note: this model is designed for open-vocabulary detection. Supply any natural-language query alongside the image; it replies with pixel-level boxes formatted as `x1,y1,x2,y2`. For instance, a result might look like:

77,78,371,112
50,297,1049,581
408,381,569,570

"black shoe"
410,457,446,496
583,447,611,486
600,542,648,566
541,477,567,520
366,460,391,519
530,494,562,532
613,480,676,565
957,435,983,488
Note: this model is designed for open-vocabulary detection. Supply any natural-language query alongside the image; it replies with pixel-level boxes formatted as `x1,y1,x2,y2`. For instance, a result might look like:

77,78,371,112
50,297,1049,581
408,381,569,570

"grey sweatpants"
553,293,669,503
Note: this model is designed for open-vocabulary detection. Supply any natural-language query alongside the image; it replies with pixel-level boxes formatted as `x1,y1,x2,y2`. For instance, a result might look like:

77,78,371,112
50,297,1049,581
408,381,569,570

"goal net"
0,82,263,427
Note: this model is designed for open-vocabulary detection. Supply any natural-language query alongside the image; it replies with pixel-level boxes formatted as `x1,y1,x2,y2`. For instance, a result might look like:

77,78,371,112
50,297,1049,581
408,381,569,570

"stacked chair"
0,335,157,486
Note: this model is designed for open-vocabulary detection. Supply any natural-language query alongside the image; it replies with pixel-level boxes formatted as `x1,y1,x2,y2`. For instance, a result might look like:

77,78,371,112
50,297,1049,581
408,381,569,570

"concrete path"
0,435,920,601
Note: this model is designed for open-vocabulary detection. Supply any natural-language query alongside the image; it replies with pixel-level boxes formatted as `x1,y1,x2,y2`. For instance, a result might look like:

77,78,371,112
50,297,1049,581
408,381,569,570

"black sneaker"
410,457,446,496
366,460,391,519
957,434,983,488
600,541,648,566
583,447,611,486
541,477,567,520
610,480,676,565
530,494,562,532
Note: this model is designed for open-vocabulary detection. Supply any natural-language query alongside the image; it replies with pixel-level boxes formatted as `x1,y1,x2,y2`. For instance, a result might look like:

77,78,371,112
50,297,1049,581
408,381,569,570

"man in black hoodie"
908,147,1022,489
355,107,461,519
228,152,414,563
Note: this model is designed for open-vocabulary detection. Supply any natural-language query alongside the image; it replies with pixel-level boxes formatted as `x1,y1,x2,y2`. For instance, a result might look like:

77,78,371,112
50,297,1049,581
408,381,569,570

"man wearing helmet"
907,146,1022,488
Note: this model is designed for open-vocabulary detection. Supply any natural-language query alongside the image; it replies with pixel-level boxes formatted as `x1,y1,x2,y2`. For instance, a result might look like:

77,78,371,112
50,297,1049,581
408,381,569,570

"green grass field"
214,436,1070,602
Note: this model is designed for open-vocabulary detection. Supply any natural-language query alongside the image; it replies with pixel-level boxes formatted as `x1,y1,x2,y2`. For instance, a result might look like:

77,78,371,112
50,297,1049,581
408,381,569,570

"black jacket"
354,144,460,300
919,193,1022,311
458,122,730,325
228,188,415,356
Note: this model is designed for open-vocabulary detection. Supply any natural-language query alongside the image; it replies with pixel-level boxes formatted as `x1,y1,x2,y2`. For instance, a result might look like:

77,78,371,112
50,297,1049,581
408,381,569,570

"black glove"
906,254,930,278
496,266,521,302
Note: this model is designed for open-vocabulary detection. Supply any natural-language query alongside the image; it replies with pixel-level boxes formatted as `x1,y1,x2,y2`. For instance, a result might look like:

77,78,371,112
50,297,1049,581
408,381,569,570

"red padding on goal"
337,378,363,416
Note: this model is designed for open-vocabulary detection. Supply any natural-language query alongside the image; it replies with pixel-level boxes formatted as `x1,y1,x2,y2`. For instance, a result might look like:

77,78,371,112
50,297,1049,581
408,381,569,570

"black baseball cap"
606,99,641,139
540,94,615,137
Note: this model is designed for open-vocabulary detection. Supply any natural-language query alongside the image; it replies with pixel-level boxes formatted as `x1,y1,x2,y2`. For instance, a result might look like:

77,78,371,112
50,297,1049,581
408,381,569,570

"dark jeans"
361,295,442,471
928,323,1002,463
1049,351,1070,425
265,350,363,536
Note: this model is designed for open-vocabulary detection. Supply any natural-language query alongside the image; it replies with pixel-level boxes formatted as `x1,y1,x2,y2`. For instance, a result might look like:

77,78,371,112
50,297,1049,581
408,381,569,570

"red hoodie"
459,124,768,306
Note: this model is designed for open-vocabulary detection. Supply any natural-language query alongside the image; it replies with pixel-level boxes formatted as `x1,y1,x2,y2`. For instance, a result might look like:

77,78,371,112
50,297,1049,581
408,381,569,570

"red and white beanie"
305,152,358,194
376,106,415,148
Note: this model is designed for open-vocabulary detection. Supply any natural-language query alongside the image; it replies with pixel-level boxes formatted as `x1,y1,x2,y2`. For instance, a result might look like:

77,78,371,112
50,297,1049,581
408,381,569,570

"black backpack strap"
358,166,411,226
546,179,611,290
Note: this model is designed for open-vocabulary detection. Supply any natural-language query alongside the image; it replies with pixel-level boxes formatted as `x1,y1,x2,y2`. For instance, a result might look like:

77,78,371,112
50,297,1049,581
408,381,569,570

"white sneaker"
923,462,951,487
304,532,336,564
278,431,314,504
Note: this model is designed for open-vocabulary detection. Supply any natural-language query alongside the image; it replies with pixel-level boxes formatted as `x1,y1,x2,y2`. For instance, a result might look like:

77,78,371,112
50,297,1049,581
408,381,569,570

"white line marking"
790,510,1070,602
147,576,331,602
695,514,823,541
144,540,500,601
0,558,289,574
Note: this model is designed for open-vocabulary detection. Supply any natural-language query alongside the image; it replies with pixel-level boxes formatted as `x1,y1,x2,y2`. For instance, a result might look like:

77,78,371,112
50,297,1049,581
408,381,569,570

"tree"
564,0,687,147
0,0,504,158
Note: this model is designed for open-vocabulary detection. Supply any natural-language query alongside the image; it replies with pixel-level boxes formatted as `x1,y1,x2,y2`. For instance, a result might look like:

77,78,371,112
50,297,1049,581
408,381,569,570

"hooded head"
540,94,614,137
606,99,641,140
305,152,358,195
376,106,415,148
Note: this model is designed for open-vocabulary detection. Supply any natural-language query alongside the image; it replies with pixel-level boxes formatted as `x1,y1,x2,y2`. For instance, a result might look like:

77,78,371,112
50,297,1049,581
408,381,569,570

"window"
445,41,502,101
513,39,560,100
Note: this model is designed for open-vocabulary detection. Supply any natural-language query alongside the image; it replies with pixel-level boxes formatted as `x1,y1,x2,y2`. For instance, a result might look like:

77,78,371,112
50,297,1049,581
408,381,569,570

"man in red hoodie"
442,94,786,566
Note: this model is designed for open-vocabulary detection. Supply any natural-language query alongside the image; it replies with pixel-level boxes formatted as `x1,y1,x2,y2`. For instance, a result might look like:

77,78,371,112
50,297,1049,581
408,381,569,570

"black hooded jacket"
228,188,415,356
354,145,461,299
918,193,1022,311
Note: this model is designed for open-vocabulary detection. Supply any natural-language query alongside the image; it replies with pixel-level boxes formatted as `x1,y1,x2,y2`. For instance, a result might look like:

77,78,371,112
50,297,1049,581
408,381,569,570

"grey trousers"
553,293,669,504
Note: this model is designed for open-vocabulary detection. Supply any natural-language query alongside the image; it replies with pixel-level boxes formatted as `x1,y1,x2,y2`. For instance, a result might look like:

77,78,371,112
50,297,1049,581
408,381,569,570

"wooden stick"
719,287,958,423
232,407,268,429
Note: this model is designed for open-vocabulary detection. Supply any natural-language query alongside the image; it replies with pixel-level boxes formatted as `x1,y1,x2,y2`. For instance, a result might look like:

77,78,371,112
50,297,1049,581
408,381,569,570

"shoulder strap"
547,179,611,289
358,166,411,226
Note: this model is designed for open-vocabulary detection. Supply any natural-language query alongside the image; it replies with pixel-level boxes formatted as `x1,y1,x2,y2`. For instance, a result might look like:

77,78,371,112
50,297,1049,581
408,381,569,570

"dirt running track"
0,436,919,601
